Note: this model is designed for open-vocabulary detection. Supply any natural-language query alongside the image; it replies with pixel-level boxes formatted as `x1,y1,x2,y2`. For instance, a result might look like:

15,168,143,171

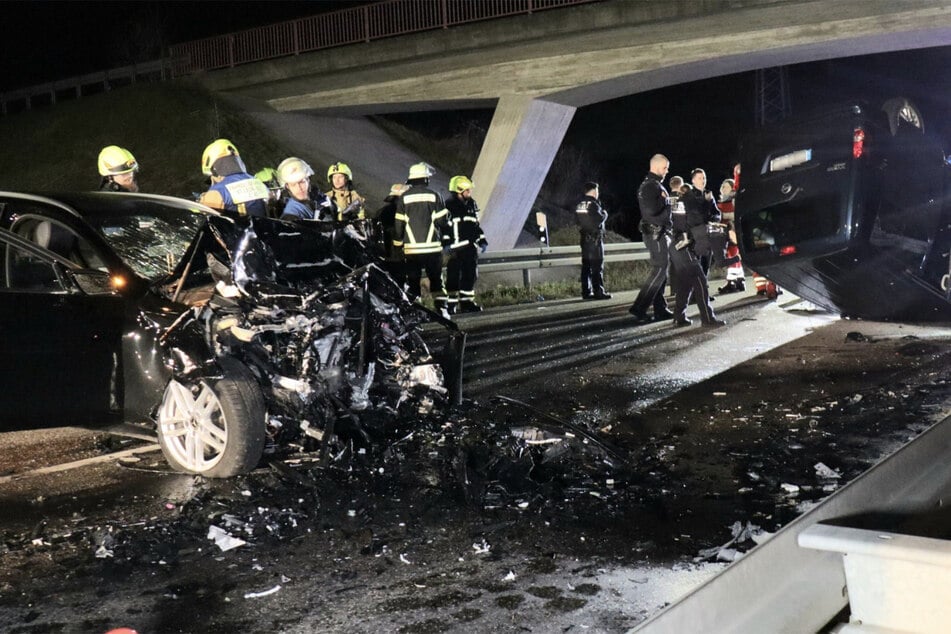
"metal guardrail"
479,242,648,287
0,60,171,115
168,0,600,76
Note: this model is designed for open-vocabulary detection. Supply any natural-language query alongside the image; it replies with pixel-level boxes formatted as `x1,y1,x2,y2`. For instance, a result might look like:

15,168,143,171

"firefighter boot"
458,299,483,313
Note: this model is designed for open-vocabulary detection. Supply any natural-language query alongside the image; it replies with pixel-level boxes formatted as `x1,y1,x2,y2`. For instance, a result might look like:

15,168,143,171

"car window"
0,240,65,293
11,216,107,272
88,213,205,281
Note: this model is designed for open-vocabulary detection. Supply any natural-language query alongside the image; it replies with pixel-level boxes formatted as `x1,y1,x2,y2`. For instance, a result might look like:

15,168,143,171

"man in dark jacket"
445,175,488,313
575,181,611,300
681,168,736,276
670,181,726,328
628,154,675,323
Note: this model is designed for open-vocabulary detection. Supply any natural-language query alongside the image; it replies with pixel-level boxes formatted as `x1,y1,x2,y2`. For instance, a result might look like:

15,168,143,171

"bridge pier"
472,95,575,251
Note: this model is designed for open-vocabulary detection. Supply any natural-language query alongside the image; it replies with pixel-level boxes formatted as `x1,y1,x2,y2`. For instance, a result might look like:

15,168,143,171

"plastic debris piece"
713,392,727,397
208,525,247,551
399,553,412,564
95,545,115,558
472,539,490,555
780,483,800,495
814,462,841,480
502,570,516,582
244,585,281,599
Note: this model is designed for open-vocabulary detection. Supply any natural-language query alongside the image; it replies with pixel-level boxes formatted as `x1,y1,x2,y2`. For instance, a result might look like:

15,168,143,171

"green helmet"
255,167,280,188
98,145,138,176
449,175,473,193
327,162,353,183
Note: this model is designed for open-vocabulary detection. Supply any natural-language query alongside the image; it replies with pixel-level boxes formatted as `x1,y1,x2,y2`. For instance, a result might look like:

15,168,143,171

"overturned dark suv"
735,97,951,320
0,192,463,477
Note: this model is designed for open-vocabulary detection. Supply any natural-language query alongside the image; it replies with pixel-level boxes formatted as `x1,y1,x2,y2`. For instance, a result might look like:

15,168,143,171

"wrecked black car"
0,191,463,477
735,97,951,321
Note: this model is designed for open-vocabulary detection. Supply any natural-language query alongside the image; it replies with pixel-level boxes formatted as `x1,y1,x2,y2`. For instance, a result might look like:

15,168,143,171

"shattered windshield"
84,208,208,280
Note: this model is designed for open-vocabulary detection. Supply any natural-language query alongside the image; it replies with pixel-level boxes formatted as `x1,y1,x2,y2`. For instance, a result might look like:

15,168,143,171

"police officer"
325,162,367,223
628,154,675,323
445,175,488,313
198,139,269,217
393,162,451,317
97,145,139,192
575,181,611,300
276,157,334,222
670,183,726,328
682,168,737,277
254,167,283,218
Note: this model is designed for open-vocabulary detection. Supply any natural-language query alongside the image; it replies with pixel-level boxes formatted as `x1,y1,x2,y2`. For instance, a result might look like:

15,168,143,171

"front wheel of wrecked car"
157,360,265,478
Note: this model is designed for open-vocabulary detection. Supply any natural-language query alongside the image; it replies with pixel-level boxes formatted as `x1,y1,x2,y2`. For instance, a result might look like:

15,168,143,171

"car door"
0,230,125,428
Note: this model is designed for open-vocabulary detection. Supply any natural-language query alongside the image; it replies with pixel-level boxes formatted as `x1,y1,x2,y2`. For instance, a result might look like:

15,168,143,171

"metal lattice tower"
754,66,791,127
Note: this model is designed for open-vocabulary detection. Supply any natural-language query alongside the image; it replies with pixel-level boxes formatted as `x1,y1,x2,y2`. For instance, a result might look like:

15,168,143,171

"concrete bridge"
194,0,951,249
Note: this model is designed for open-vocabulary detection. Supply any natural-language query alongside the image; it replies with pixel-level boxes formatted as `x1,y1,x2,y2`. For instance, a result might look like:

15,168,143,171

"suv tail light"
853,127,866,159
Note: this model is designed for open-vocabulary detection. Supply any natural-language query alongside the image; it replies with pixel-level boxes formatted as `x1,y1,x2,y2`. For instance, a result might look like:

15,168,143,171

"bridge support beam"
472,95,575,250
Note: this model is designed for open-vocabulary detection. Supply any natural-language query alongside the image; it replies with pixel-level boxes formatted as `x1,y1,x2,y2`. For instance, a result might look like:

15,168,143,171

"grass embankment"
0,83,291,197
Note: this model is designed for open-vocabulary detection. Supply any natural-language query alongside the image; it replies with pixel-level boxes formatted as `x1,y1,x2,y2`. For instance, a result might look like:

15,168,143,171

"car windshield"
84,207,207,280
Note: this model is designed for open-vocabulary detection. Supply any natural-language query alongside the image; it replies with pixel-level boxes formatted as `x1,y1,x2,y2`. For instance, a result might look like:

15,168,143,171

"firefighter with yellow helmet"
444,175,488,313
254,167,283,218
97,145,139,192
198,139,269,217
325,161,367,222
393,162,451,317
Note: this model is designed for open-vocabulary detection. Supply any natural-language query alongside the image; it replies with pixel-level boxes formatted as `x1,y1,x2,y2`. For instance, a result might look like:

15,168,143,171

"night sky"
4,2,951,224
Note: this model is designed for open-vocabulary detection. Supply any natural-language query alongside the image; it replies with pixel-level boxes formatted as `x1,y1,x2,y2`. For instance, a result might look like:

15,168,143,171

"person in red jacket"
716,177,746,294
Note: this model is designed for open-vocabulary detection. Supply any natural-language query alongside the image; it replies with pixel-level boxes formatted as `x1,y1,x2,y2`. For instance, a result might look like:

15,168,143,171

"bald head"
650,154,670,178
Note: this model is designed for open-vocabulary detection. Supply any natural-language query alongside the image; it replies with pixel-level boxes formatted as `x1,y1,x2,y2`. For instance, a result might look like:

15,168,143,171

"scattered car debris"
244,585,282,599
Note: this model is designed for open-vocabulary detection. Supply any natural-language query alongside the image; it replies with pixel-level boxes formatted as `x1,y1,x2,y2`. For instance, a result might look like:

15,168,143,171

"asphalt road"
3,289,951,633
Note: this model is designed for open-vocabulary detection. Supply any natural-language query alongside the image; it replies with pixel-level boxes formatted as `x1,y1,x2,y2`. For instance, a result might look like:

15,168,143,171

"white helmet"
277,157,314,187
408,162,434,180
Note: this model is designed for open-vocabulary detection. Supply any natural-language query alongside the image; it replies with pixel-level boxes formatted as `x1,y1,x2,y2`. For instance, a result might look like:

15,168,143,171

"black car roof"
0,191,220,219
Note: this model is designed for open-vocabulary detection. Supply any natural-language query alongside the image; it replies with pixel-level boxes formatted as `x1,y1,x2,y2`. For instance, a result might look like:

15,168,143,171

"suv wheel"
157,358,265,477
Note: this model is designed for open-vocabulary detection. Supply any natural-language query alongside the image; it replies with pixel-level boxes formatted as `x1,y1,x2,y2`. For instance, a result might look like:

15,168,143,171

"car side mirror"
68,268,119,296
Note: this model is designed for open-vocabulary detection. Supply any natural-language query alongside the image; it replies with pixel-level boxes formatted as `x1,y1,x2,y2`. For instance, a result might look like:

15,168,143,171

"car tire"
157,357,266,478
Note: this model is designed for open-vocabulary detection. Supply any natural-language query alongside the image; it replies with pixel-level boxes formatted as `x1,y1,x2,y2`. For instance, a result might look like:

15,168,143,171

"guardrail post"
522,268,531,288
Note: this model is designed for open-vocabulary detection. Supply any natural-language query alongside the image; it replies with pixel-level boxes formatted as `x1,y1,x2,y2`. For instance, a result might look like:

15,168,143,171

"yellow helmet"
201,138,240,176
327,162,352,183
254,167,280,188
277,157,314,187
449,175,473,193
408,162,434,180
98,146,138,176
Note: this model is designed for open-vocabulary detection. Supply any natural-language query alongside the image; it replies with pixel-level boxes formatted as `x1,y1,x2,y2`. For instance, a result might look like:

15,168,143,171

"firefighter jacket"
575,194,607,238
393,185,450,255
446,194,487,250
325,187,366,222
200,173,270,218
637,172,671,229
280,192,334,222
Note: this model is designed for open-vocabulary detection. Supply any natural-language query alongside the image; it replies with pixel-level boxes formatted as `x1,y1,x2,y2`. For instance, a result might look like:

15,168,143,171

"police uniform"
629,172,674,321
393,183,451,311
575,193,609,299
671,195,723,327
445,192,488,312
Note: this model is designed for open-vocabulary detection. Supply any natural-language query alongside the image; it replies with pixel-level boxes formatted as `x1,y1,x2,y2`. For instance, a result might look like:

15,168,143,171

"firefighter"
97,145,139,192
366,183,410,290
393,162,451,316
254,167,283,218
325,162,367,223
444,175,488,313
276,157,334,222
198,139,269,217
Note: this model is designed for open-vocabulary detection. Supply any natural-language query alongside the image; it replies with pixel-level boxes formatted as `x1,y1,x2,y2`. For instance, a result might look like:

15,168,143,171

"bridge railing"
479,242,648,288
169,0,600,76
